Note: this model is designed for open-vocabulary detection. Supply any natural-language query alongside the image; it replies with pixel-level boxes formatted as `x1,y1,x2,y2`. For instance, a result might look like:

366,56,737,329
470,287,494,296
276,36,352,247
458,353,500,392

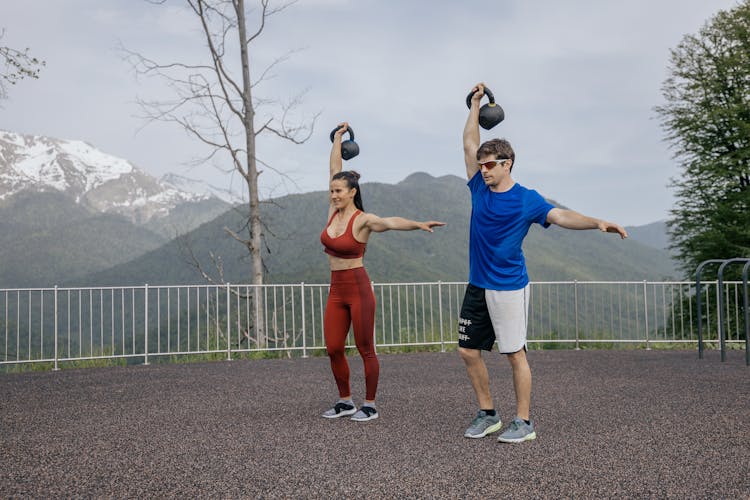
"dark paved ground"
1,350,748,498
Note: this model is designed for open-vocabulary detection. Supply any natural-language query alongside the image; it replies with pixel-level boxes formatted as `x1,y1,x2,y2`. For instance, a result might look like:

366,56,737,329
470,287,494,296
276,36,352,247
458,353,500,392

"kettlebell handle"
330,126,355,143
465,87,496,109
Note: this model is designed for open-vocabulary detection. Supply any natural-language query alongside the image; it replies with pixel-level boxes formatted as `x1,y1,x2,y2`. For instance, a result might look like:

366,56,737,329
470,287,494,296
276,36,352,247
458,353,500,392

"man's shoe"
322,401,357,419
497,417,537,443
350,406,378,422
464,410,502,438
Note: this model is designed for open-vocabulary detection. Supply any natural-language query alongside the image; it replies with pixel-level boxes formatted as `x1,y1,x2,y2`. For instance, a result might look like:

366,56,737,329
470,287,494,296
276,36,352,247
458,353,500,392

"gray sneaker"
322,401,357,419
464,410,502,438
497,417,537,443
350,405,378,422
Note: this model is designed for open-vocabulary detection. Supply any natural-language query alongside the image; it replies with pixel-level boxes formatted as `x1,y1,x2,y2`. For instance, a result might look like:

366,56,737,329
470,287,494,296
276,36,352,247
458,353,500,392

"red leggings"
324,267,379,401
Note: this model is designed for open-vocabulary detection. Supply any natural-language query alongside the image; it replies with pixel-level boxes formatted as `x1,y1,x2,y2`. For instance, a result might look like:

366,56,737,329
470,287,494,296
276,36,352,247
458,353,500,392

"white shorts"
458,283,530,354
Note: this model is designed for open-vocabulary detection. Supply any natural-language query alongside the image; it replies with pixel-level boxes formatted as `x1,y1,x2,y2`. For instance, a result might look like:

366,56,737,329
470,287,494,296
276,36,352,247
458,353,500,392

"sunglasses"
478,159,509,170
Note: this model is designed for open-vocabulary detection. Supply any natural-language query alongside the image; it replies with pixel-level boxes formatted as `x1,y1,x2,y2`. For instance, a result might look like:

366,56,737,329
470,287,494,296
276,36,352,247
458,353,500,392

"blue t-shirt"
467,171,554,290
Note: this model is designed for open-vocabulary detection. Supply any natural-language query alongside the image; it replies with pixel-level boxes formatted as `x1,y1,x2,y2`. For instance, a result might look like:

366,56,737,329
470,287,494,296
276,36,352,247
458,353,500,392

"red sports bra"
320,210,367,259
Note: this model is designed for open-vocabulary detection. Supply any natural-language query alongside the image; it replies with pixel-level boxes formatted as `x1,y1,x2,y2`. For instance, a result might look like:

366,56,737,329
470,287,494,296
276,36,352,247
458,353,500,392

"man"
459,83,628,443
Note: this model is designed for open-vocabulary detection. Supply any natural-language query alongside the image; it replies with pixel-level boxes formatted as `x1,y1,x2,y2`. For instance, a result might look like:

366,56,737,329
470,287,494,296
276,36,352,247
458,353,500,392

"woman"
320,122,445,422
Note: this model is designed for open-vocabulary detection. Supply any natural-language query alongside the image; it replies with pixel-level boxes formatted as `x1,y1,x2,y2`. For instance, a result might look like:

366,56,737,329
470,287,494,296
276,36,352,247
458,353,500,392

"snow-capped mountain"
0,130,225,224
160,173,243,205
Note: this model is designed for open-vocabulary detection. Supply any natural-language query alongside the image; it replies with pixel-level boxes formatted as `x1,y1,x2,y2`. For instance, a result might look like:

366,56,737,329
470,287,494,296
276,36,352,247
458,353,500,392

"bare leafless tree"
0,28,45,100
123,0,318,343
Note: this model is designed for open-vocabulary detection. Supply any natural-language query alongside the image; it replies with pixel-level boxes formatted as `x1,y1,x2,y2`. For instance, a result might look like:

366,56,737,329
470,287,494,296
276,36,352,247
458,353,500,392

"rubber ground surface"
1,350,748,498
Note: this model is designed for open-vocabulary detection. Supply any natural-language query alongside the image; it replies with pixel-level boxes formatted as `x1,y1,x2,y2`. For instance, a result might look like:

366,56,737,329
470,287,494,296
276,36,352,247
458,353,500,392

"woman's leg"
324,288,352,398
350,274,379,402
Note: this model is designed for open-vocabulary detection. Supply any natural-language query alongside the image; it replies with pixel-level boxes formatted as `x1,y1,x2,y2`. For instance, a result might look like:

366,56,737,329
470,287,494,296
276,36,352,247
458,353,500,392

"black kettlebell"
329,126,360,161
465,86,505,130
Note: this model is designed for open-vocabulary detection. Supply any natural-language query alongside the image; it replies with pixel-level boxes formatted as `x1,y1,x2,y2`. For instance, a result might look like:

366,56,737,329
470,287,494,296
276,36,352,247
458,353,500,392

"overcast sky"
0,0,739,226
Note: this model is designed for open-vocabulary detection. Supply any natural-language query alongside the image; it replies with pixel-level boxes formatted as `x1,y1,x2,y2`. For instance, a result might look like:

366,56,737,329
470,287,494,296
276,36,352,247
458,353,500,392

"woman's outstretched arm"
362,213,446,233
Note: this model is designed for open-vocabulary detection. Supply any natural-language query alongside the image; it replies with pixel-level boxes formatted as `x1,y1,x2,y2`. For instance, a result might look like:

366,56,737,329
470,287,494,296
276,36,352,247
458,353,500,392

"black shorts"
458,284,496,351
458,283,529,353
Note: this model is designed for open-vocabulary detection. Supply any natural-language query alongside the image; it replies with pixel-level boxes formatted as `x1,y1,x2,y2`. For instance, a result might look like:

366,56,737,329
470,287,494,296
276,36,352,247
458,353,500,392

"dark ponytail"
331,170,364,211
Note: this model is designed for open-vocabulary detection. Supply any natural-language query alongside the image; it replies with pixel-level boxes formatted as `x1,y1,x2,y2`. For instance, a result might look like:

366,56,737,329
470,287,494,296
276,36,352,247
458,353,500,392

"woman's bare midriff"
328,255,365,271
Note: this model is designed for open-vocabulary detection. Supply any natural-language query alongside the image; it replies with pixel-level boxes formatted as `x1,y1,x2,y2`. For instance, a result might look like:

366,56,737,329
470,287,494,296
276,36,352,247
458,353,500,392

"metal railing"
1,280,747,370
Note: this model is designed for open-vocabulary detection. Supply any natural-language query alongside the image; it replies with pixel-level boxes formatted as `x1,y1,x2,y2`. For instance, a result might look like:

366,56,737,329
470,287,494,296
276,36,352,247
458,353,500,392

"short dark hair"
331,170,364,211
476,138,515,171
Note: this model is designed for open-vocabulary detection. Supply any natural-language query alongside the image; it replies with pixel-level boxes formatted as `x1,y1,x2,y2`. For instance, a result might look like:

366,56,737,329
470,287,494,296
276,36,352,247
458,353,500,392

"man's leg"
457,284,501,438
458,347,493,409
507,349,531,421
498,347,536,442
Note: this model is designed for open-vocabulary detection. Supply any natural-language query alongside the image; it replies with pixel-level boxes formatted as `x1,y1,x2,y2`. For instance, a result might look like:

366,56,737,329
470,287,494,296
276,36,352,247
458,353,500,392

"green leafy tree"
655,1,750,278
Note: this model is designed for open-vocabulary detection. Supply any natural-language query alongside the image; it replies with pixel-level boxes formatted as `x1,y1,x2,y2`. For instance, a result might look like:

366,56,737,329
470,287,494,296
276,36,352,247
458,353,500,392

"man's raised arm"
463,83,484,180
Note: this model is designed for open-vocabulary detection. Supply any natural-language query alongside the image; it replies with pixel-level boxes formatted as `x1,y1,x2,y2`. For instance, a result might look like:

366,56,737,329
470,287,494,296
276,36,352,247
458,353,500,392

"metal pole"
695,260,725,359
717,262,729,362
301,282,307,358
743,262,750,367
574,280,580,350
53,285,58,371
643,281,650,350
144,284,150,366
438,281,444,353
226,283,231,361
716,259,750,362
371,281,377,355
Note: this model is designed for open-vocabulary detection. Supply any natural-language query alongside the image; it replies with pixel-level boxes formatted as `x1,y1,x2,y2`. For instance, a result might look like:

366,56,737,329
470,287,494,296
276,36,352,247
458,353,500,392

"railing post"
573,280,581,351
717,263,728,362
438,281,444,353
742,262,750,366
226,283,232,361
643,280,650,350
54,286,59,371
301,282,307,358
144,284,150,366
371,281,377,355
716,258,750,363
695,259,726,359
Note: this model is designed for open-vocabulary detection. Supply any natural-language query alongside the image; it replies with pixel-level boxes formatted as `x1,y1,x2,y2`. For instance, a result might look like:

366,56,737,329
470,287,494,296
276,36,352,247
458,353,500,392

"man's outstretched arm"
546,208,628,239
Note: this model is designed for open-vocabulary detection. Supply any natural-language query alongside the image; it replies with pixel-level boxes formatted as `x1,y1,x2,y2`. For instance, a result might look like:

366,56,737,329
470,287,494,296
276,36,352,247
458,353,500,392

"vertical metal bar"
226,283,231,361
215,286,220,351
574,280,579,350
438,281,444,352
89,290,93,357
281,286,287,350
158,287,162,354
372,281,377,354
65,289,70,357
16,290,19,361
309,287,316,349
644,281,650,350
301,282,307,358
100,289,104,354
177,288,181,352
110,289,114,356
196,287,200,352
237,288,242,350
4,292,7,361
54,286,59,371
40,291,44,360
718,266,727,362
131,288,136,355
187,285,191,353
264,286,269,349
144,284,149,365
696,268,705,358
742,262,749,366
